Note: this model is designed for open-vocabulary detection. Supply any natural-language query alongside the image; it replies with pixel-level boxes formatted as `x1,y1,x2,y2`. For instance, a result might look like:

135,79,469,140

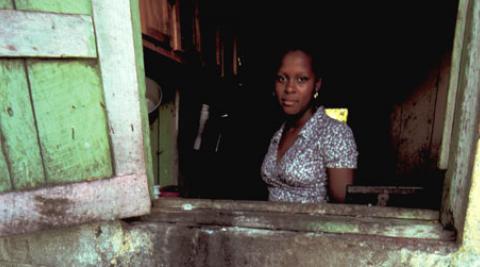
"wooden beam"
439,0,470,169
347,186,423,195
169,1,181,51
143,38,182,63
152,198,439,220
441,0,480,235
0,10,96,58
147,203,454,241
92,0,147,176
130,0,155,198
0,173,150,237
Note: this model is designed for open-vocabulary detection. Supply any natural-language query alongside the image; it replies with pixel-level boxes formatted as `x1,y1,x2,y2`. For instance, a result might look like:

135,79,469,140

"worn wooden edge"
0,10,96,58
145,205,455,241
0,173,151,237
92,0,146,176
152,198,439,220
442,0,480,239
439,0,469,169
130,0,155,198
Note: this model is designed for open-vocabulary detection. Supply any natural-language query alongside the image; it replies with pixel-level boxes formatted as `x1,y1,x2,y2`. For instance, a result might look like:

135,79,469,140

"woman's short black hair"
272,43,323,79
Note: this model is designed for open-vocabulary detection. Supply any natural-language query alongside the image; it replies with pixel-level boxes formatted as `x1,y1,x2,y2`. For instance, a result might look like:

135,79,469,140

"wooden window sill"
144,198,455,242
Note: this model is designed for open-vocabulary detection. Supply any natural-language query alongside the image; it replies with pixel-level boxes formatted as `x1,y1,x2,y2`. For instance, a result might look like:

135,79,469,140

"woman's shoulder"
314,109,354,137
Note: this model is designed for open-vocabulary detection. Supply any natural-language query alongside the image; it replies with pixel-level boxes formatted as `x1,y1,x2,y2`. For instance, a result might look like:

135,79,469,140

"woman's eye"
276,75,286,83
297,76,309,83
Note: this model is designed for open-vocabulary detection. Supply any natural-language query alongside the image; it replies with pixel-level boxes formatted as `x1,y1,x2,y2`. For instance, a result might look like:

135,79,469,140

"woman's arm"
327,168,354,203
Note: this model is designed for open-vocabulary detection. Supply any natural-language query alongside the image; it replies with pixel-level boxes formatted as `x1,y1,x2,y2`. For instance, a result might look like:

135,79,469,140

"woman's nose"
284,80,295,93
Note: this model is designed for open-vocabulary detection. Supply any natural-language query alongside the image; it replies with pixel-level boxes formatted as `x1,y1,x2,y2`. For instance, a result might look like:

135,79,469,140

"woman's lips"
281,99,296,106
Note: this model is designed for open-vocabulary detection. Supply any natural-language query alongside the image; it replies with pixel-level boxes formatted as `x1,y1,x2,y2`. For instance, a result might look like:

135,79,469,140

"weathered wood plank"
430,56,451,167
92,0,147,176
150,115,159,184
146,206,454,241
0,0,13,9
347,186,423,195
139,0,170,42
159,102,177,187
0,138,12,192
441,0,480,234
439,0,469,169
396,73,437,181
0,173,150,237
27,60,113,184
0,60,45,191
14,0,92,15
0,10,96,58
131,0,155,196
152,198,440,220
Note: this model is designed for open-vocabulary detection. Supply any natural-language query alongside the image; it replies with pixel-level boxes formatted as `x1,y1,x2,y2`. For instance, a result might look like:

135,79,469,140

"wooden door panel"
0,59,45,191
0,0,152,236
27,60,113,184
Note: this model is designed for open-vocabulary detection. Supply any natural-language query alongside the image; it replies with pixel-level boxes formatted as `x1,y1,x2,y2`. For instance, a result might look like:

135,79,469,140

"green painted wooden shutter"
0,0,152,236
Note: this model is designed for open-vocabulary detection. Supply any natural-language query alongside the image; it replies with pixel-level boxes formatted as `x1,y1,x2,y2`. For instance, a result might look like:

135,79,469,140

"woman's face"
275,50,320,116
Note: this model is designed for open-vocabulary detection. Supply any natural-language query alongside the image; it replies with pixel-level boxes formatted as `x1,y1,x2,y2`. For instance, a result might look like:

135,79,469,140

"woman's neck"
285,106,316,130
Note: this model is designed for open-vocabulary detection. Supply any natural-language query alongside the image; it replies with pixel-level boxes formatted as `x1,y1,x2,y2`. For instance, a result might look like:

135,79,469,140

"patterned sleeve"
324,122,358,168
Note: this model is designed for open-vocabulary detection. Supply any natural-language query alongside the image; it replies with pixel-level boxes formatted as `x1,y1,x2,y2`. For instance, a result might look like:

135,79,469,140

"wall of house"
1,181,480,267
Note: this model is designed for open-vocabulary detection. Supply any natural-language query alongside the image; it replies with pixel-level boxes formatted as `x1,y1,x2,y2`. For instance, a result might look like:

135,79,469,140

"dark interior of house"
145,0,459,208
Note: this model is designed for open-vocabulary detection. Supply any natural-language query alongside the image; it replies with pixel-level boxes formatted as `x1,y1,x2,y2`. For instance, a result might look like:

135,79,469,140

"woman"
261,47,358,203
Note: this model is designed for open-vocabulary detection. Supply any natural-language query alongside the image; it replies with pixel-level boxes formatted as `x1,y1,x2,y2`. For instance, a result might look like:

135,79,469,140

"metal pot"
145,77,162,124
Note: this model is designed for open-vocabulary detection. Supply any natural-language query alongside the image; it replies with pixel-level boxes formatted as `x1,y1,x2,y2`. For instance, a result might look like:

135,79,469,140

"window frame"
151,0,479,245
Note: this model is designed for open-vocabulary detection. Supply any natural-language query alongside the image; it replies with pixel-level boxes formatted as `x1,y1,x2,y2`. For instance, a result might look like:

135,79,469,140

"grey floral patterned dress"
261,107,358,203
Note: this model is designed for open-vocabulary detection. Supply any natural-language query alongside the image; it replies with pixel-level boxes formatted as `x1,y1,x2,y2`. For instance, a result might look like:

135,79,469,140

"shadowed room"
145,0,458,208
